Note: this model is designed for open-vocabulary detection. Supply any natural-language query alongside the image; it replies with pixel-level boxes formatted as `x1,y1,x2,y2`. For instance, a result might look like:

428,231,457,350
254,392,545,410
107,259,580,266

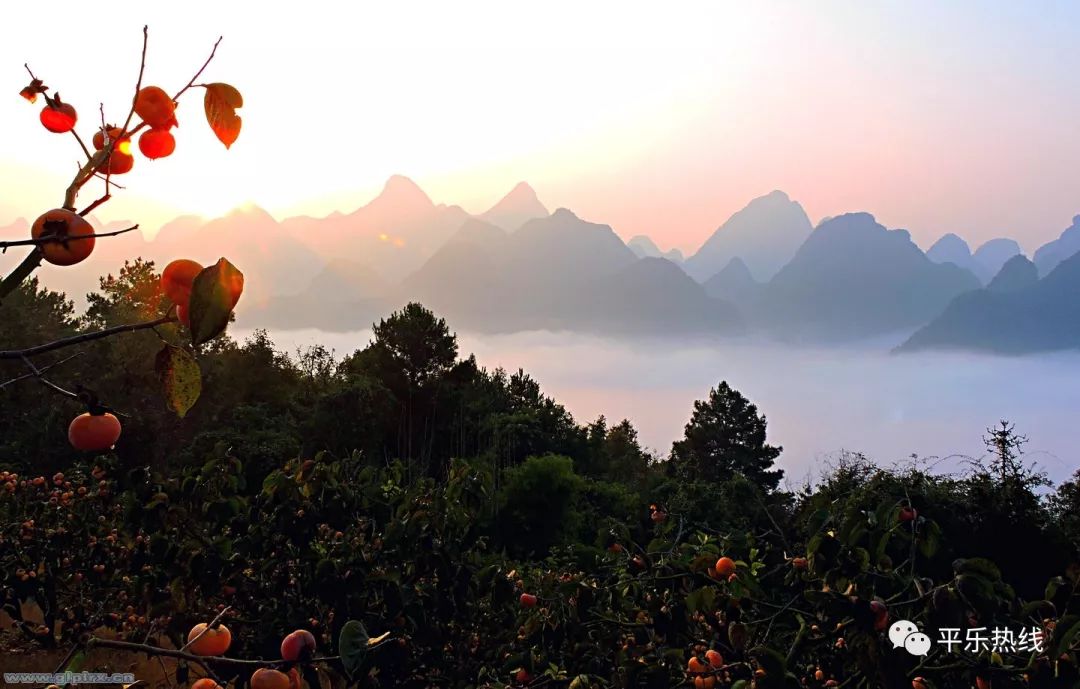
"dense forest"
3,260,1080,689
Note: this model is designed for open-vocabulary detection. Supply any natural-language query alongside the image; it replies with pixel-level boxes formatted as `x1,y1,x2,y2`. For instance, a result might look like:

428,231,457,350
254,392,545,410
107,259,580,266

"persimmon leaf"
203,82,243,149
338,620,370,679
154,344,201,418
188,258,244,346
19,78,46,103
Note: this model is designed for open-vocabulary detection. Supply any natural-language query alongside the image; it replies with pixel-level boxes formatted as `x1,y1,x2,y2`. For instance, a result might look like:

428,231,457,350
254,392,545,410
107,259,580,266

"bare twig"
19,354,79,400
175,36,223,101
179,606,231,653
88,636,345,670
120,26,149,139
0,313,176,360
0,225,139,249
0,351,83,390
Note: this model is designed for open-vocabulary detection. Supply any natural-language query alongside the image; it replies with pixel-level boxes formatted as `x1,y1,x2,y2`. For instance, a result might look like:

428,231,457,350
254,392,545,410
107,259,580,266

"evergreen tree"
670,381,783,490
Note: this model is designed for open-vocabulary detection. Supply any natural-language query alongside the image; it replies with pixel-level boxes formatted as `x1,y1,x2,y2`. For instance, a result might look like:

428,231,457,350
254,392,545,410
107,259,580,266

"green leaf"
685,586,716,614
917,519,942,558
339,620,370,679
154,344,201,418
189,258,244,346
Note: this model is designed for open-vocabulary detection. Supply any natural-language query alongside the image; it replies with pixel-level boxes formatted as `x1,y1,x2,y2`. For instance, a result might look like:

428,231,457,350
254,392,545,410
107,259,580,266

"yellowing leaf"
154,344,202,418
203,82,243,149
367,631,390,646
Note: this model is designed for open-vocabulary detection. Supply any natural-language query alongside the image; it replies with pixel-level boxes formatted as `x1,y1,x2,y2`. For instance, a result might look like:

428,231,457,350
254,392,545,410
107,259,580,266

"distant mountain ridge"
900,249,1080,354
627,235,684,263
759,213,980,340
5,175,1078,351
1033,215,1080,277
683,190,812,283
926,233,1022,284
479,182,549,232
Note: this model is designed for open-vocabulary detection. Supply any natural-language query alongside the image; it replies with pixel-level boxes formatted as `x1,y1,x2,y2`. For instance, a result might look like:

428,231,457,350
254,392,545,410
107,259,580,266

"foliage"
670,382,784,491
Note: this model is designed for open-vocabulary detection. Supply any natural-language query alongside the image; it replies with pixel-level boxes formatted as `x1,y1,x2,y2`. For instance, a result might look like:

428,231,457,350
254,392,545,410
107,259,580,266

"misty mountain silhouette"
760,213,980,340
702,257,761,306
926,233,1023,284
400,208,739,335
684,190,812,282
256,207,742,335
274,174,471,284
899,250,1080,353
479,182,549,232
7,174,1077,351
973,238,1022,281
987,255,1038,293
627,235,684,263
1034,215,1080,277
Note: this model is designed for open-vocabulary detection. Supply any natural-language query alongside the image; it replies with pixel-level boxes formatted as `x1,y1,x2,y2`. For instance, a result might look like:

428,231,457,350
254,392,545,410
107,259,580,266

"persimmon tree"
1,26,246,445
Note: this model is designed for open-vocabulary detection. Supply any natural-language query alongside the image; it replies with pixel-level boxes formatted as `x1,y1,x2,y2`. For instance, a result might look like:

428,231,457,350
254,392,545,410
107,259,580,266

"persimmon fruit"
912,678,929,689
705,649,723,668
176,302,191,327
97,148,134,176
139,128,175,159
191,680,221,689
32,208,95,266
280,628,317,661
870,599,888,631
250,668,291,689
899,506,917,522
519,593,537,608
161,259,203,305
687,657,706,674
514,669,531,684
134,86,178,129
92,126,125,150
714,556,736,578
68,412,121,452
186,622,232,656
40,102,77,133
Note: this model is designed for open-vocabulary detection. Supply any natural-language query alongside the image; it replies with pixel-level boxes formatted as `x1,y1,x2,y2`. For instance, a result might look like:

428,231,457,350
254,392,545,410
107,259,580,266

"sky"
1,1,1078,254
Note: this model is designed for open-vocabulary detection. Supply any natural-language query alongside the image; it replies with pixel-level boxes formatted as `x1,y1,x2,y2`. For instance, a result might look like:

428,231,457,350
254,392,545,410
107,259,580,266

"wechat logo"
889,620,931,656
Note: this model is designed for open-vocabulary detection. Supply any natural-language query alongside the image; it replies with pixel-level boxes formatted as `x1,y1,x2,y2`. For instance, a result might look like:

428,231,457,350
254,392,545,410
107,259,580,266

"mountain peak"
987,254,1038,293
379,175,431,203
507,181,538,200
480,181,549,231
684,190,812,282
227,203,275,223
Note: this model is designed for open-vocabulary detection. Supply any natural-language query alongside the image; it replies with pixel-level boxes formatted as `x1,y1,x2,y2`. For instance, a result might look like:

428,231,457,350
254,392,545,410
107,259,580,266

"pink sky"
1,2,1077,255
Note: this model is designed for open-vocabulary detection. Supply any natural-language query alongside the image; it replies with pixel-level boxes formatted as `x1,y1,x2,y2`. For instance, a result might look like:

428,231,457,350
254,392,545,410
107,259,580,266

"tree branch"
0,225,139,250
0,249,43,303
120,26,149,139
87,636,344,669
0,314,175,360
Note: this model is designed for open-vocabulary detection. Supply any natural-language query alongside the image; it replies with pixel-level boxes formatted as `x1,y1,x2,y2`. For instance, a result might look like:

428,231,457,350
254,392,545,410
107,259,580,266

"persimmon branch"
87,636,345,670
179,606,232,653
0,352,83,391
19,354,80,401
176,36,223,101
0,225,139,250
120,26,149,140
0,313,176,360
0,250,43,303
